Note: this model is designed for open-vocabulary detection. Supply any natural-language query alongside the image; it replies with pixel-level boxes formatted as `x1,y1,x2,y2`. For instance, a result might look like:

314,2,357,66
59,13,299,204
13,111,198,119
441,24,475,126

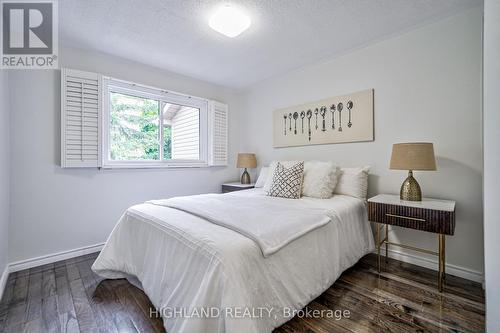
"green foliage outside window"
110,92,172,160
163,125,172,160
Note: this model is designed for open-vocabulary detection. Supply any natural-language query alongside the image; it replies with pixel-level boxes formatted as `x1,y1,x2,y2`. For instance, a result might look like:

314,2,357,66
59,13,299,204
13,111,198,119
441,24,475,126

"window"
102,78,208,168
109,92,160,161
61,68,227,169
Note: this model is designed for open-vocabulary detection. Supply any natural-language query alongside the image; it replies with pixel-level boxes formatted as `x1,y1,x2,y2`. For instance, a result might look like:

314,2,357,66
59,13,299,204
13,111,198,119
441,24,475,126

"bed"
92,188,375,333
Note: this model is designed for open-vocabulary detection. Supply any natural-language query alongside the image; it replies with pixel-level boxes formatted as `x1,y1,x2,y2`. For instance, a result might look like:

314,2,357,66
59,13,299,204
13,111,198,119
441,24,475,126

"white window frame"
101,78,209,169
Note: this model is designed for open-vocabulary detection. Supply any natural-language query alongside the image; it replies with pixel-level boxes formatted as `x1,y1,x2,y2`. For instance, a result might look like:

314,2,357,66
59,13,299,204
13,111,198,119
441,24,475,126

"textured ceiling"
60,0,481,89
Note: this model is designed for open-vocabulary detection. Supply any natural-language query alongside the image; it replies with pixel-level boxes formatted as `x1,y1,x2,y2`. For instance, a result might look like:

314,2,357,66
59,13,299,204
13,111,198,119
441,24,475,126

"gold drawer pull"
386,213,426,222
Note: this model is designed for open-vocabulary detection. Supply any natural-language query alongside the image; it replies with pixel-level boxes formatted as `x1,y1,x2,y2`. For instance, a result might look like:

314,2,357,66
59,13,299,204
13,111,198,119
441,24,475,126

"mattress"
92,189,375,333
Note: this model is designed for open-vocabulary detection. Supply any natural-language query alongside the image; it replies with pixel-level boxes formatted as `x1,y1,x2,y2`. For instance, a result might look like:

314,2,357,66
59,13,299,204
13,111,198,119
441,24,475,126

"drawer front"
222,185,235,193
368,202,455,235
221,185,253,193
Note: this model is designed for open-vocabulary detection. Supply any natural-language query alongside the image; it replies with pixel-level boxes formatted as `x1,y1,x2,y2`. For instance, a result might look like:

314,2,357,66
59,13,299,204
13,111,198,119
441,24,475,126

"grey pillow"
267,162,304,199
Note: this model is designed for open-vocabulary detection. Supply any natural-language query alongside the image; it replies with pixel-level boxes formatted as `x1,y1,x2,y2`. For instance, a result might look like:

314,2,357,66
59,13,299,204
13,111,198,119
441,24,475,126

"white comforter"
148,193,331,257
92,189,375,333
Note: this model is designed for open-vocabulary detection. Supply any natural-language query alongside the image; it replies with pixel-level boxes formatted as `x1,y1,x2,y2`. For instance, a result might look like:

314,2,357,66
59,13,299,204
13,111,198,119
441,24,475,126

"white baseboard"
8,243,105,273
377,248,484,283
0,264,9,301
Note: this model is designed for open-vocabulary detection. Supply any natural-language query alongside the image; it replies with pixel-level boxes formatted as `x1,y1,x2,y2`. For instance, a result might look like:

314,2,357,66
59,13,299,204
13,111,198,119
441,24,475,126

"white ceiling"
60,0,481,89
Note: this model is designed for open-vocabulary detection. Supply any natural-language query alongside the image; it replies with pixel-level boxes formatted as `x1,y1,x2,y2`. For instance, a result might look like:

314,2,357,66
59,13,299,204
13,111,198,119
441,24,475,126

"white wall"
0,71,10,278
8,47,242,263
240,7,483,276
483,0,500,331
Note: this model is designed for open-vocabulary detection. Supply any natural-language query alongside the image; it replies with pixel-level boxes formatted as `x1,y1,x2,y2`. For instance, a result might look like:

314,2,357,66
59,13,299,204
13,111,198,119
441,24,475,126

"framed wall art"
273,89,374,148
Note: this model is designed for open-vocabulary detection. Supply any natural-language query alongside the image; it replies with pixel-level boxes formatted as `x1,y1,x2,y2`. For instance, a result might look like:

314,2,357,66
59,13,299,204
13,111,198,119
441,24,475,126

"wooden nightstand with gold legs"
368,194,456,292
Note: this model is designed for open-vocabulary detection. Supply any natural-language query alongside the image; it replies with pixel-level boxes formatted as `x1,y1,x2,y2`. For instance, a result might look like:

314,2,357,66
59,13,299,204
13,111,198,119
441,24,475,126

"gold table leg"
385,225,389,263
377,223,381,273
376,227,446,292
438,234,445,292
443,235,446,281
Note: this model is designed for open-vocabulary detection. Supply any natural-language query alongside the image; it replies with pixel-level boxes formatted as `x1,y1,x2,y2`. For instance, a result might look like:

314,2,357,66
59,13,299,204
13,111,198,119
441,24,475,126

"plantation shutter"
208,100,228,166
61,68,101,168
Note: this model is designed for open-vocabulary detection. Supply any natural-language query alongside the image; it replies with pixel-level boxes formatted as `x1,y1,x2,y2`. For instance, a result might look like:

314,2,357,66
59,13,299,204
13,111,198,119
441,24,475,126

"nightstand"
367,194,456,292
221,182,255,193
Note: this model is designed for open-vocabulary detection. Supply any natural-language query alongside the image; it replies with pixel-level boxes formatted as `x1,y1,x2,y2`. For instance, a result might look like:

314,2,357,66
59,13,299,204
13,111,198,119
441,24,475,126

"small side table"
221,182,255,193
367,194,456,292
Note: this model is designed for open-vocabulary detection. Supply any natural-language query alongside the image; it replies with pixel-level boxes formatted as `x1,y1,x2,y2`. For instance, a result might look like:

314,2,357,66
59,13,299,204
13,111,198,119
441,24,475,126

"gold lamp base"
241,168,251,184
400,170,422,201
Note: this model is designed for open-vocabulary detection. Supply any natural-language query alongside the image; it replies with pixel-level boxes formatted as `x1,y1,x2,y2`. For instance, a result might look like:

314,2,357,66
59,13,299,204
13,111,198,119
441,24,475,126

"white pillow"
334,166,370,199
263,161,302,193
254,167,269,188
302,161,339,199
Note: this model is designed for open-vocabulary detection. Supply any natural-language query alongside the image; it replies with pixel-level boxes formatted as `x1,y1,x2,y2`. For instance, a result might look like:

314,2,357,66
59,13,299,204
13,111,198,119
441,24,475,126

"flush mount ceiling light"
209,5,251,38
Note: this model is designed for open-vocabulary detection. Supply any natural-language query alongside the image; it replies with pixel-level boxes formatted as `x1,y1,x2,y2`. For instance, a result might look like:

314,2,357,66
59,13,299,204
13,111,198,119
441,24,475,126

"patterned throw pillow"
267,162,304,199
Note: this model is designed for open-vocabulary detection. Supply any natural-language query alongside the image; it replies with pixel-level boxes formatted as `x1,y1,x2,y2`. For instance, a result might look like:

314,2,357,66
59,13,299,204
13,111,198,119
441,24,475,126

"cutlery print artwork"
314,108,319,130
330,104,335,129
274,89,373,148
282,100,354,138
347,100,353,128
320,106,327,132
300,111,305,133
306,110,312,141
293,112,299,134
283,114,287,135
337,102,343,132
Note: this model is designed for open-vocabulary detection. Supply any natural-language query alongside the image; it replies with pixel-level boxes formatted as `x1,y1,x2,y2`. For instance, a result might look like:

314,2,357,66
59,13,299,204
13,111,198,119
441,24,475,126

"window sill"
101,161,210,169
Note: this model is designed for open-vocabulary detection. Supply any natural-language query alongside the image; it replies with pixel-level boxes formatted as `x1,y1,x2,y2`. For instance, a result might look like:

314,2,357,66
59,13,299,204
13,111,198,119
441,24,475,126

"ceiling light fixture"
209,4,251,38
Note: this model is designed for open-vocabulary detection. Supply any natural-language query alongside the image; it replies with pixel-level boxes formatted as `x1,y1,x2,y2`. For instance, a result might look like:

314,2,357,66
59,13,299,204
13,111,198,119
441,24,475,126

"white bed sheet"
92,189,375,333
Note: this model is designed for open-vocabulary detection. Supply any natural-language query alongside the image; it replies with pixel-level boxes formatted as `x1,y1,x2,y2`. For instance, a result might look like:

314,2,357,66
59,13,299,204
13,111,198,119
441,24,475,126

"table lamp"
390,143,437,201
237,153,257,184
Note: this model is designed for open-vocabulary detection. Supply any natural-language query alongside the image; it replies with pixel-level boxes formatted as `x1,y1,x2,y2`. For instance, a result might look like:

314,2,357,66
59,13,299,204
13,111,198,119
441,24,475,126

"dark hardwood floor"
0,253,484,333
